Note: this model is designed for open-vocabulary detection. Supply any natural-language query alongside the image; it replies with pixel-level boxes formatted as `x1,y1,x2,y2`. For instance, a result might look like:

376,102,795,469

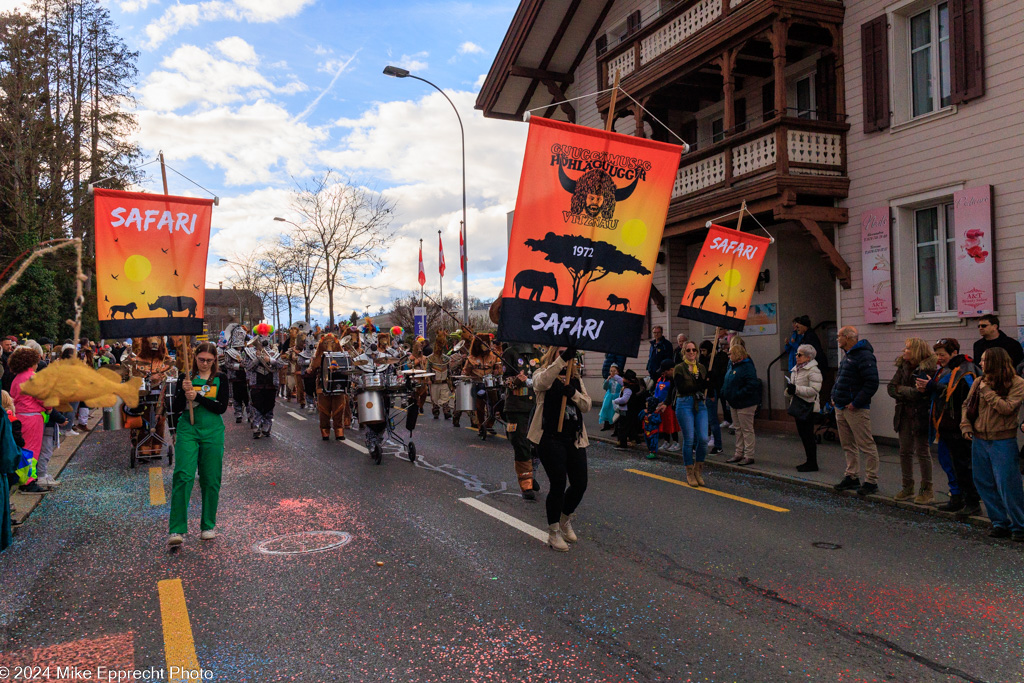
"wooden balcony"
597,0,843,100
665,117,849,235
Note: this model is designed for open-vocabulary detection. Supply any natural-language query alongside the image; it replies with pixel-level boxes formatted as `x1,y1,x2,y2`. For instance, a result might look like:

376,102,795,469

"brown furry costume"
463,334,501,435
426,331,454,419
311,334,350,440
123,336,173,456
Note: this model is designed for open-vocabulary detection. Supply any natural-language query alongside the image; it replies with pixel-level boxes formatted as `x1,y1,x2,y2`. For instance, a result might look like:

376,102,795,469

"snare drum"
361,373,385,390
356,390,386,424
482,374,501,390
385,374,404,390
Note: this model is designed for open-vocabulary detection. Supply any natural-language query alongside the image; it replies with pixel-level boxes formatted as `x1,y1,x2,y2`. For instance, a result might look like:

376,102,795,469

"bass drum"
356,390,386,425
454,380,475,413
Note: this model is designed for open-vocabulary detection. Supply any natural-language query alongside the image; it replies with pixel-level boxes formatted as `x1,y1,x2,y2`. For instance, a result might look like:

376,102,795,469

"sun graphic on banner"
124,255,152,282
620,219,647,247
723,268,742,288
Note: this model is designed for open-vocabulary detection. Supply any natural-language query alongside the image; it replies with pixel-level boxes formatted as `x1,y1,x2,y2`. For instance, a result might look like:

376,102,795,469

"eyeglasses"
685,348,698,354
795,352,806,357
936,338,947,345
196,357,215,363
977,323,990,328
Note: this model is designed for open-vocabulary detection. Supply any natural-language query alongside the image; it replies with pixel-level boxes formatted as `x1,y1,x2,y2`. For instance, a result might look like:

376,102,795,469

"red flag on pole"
439,234,446,277
459,228,465,273
418,242,426,287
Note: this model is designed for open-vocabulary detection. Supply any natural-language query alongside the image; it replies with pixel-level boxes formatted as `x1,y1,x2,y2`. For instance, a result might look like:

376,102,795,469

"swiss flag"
417,243,426,287
439,234,446,277
459,229,465,272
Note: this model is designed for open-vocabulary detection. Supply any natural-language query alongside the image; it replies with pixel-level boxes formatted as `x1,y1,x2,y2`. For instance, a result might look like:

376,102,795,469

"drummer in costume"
310,333,351,441
223,324,250,424
298,330,318,413
244,325,285,439
464,333,502,440
122,336,173,456
168,342,228,547
450,333,471,428
426,331,454,420
503,343,543,499
407,340,430,414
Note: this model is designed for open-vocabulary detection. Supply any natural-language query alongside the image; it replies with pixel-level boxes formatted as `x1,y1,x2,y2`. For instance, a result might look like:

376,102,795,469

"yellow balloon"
124,255,152,282
723,269,742,288
621,219,647,247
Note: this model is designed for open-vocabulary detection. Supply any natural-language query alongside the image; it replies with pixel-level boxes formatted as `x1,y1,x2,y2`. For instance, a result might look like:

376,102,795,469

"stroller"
814,403,839,444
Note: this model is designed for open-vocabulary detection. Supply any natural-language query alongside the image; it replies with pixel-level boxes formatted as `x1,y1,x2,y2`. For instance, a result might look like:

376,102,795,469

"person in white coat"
786,344,823,472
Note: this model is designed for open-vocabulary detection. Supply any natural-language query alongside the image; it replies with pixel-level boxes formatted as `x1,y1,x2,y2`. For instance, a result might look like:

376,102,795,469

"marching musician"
407,340,430,414
298,331,318,413
426,331,454,420
121,336,173,457
464,333,502,440
503,342,544,499
450,334,471,428
223,324,250,425
309,333,350,441
244,328,285,439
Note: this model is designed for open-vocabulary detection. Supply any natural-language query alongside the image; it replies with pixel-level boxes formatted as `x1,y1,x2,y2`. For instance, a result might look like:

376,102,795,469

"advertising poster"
497,117,683,356
93,188,214,338
742,303,778,336
861,206,893,324
953,186,994,317
677,225,771,331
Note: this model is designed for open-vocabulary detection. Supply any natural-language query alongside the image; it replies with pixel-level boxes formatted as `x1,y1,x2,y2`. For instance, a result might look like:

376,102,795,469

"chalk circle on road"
254,531,353,556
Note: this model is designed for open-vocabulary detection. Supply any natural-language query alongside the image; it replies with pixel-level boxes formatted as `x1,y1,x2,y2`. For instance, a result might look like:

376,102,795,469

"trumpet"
443,339,466,357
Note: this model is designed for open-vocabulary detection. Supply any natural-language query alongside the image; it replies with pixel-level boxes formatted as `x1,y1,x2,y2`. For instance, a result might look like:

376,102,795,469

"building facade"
203,287,263,337
478,0,1019,436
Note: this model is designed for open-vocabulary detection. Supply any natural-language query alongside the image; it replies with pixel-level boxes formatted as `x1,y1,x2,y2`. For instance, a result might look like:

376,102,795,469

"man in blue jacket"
831,326,880,496
646,326,673,383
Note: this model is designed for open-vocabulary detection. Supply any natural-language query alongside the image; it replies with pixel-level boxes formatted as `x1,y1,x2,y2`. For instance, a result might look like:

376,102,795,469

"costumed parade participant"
245,324,284,438
464,333,502,440
122,336,173,456
503,342,542,499
168,342,228,547
310,333,351,441
426,331,454,419
407,340,430,414
223,324,250,424
298,329,317,413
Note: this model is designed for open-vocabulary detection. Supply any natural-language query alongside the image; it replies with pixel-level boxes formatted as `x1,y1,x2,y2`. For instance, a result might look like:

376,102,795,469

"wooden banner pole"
159,151,169,195
605,71,621,132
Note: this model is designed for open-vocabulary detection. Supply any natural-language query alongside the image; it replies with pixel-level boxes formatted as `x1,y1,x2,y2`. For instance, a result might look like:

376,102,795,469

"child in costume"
653,360,680,452
637,396,662,460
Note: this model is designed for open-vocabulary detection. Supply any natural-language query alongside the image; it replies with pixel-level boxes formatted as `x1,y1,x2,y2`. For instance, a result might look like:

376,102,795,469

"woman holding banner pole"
528,346,591,552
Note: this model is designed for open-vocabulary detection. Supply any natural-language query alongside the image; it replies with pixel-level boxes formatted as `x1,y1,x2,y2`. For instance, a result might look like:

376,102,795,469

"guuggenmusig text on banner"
496,117,683,357
93,188,214,338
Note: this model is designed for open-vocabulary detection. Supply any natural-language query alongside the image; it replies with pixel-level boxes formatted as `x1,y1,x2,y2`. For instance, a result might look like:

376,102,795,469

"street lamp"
383,64,469,326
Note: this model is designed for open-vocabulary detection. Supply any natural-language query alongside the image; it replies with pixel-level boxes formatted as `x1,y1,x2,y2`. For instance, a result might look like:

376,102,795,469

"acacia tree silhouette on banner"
524,232,651,306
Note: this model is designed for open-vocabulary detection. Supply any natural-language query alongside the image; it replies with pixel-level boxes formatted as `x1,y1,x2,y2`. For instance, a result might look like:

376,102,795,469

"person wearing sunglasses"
673,341,711,485
168,341,229,547
973,315,1023,369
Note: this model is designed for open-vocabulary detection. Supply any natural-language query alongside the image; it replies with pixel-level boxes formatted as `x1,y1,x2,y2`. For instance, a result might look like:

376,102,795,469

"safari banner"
677,225,771,331
93,188,214,338
497,117,682,357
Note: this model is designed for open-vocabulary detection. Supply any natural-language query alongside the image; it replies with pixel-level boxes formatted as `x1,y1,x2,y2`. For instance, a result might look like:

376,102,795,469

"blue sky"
3,0,528,324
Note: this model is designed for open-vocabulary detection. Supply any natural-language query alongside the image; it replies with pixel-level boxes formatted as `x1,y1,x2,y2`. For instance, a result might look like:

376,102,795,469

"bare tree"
279,229,324,324
224,250,273,327
289,171,396,327
390,291,463,340
261,242,300,328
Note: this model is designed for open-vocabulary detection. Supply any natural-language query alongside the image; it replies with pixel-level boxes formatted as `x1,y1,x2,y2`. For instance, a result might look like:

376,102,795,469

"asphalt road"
0,399,1021,683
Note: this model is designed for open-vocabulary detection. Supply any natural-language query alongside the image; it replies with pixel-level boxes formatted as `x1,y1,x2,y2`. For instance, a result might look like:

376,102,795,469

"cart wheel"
815,434,822,444
372,445,383,465
408,441,416,463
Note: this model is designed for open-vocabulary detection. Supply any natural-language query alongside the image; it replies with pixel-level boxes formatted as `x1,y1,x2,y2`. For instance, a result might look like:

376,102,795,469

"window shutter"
950,0,984,103
762,81,775,122
860,16,890,132
596,34,608,56
815,54,837,121
734,98,747,132
626,10,642,36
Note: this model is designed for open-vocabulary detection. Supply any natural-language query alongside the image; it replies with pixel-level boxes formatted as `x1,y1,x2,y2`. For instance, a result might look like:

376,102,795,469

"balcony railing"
672,118,846,200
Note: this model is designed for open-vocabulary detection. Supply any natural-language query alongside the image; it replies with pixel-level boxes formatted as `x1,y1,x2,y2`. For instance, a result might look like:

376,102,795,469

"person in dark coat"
973,315,1023,368
831,326,880,496
783,315,826,372
925,338,979,514
887,338,938,504
646,326,673,382
720,345,760,467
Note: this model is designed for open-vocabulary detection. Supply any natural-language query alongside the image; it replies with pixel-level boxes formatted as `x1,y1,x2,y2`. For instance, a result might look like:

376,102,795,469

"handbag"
964,384,980,425
787,396,814,421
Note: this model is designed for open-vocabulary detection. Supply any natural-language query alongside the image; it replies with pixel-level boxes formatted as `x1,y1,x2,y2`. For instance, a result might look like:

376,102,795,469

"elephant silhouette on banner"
513,269,558,302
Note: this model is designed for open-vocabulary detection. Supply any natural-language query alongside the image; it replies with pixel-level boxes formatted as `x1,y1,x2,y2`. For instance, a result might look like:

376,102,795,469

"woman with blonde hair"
888,337,937,503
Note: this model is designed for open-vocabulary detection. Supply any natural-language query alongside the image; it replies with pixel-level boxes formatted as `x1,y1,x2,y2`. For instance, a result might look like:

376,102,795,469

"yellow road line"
149,467,166,506
158,579,202,682
463,426,507,440
626,468,789,513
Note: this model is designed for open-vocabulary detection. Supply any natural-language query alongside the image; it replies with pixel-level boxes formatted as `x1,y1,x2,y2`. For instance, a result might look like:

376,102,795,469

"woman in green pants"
168,342,229,546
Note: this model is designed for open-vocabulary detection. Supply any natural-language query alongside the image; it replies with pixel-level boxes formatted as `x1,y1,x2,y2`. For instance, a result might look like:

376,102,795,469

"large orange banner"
497,117,682,356
678,224,770,330
93,188,214,338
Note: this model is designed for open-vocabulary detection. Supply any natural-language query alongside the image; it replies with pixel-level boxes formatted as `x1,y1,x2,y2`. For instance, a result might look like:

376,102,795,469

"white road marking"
338,438,369,454
459,497,548,543
288,412,308,421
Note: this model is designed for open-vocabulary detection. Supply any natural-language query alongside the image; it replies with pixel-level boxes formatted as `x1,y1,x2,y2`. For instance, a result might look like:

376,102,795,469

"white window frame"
795,74,816,120
887,0,957,130
911,203,956,315
890,183,965,327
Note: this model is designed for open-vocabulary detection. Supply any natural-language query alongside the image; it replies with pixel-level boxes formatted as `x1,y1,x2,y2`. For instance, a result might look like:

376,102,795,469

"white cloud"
119,0,158,12
215,36,258,64
139,43,306,111
474,73,487,89
398,52,429,72
144,0,316,49
136,100,327,185
0,0,30,11
458,41,484,55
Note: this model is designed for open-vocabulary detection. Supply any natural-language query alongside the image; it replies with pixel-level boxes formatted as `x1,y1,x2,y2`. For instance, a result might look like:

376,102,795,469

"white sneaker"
200,529,217,540
719,421,732,429
667,442,680,452
168,533,184,546
38,475,61,487
707,438,715,449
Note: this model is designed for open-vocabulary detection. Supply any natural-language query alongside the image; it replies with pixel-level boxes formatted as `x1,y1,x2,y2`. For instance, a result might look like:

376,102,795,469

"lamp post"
383,65,469,326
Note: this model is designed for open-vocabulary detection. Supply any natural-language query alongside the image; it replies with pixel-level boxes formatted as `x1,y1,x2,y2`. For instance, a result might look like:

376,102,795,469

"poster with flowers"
953,186,993,318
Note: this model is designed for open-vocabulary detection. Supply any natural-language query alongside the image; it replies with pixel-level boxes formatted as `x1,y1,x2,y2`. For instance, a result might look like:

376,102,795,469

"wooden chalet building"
478,0,1020,435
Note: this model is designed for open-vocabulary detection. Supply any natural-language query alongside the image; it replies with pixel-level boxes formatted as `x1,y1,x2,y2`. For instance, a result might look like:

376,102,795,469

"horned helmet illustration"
558,164,639,220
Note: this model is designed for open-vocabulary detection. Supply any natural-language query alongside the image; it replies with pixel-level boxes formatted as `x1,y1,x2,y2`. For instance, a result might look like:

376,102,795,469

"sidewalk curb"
10,411,104,530
589,433,993,530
